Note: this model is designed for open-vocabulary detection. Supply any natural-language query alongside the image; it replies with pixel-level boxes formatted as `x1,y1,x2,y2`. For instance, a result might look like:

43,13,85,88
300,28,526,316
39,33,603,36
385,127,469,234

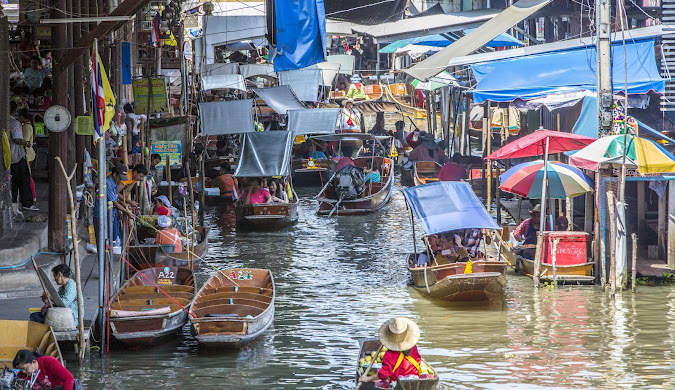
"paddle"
327,195,343,217
356,344,384,390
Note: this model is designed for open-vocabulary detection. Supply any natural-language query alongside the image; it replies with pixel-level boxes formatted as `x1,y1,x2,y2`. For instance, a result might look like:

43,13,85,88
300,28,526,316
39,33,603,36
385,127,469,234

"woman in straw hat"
358,317,433,387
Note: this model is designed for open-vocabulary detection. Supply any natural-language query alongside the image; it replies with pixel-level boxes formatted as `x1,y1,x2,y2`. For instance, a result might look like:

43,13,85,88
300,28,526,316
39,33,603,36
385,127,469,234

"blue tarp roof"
401,182,499,235
274,0,327,71
471,40,665,104
379,31,523,53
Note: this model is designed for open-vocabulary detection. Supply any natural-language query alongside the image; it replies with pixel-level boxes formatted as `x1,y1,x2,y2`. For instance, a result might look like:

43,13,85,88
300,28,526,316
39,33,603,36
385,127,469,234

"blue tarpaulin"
379,31,522,54
401,182,499,235
471,40,665,104
274,0,327,72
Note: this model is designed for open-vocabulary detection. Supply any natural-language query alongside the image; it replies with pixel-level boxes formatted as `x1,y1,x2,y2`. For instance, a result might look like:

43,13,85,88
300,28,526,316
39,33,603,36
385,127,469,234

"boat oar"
328,195,343,217
356,344,384,390
315,169,339,199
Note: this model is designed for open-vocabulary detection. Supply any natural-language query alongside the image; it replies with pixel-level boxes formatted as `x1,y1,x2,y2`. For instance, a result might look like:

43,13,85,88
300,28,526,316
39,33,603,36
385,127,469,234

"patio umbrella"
500,160,594,199
569,134,675,174
411,71,458,91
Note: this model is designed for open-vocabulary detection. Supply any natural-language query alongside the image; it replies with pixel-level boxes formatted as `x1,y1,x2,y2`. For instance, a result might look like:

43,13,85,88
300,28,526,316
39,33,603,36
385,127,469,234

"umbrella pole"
534,137,550,286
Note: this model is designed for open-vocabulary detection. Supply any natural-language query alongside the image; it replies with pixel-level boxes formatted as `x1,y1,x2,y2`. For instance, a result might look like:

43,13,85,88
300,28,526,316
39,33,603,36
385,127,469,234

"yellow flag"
164,31,178,47
98,56,116,132
463,260,473,274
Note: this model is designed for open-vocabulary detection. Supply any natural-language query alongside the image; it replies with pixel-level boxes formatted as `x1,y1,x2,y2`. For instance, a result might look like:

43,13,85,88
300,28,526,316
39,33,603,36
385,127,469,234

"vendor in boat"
242,177,271,205
394,120,409,151
408,133,449,165
405,129,426,149
438,153,468,182
31,264,78,324
155,215,183,253
513,204,548,259
152,195,173,216
217,163,239,200
267,178,288,203
363,160,381,183
370,113,389,136
13,350,76,390
555,216,569,231
359,317,433,387
345,74,370,100
339,99,362,132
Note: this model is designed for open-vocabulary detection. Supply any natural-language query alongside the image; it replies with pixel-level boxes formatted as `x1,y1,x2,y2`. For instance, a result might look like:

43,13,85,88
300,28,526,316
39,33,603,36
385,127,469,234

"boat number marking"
229,271,253,280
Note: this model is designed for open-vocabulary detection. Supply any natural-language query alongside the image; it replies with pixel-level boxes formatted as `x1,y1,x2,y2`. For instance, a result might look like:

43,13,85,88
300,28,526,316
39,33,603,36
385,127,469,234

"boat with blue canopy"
401,181,507,301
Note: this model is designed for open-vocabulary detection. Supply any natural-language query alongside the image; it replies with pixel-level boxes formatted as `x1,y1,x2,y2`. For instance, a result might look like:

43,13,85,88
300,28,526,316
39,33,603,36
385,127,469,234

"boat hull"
192,306,274,348
0,320,63,367
235,202,299,229
110,310,188,345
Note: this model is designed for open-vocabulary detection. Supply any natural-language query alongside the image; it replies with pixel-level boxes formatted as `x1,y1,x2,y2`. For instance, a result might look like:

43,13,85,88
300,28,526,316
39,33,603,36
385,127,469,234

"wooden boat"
407,254,507,301
384,83,429,119
317,155,394,215
109,267,195,346
401,161,443,187
331,84,383,102
235,200,299,230
189,268,275,348
494,234,595,284
291,158,336,186
356,339,439,390
129,226,210,269
0,320,63,368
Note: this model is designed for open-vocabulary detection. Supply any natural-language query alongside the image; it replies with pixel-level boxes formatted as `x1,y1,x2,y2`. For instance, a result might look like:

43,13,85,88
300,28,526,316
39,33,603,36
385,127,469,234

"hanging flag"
164,31,178,46
91,41,116,140
150,11,160,47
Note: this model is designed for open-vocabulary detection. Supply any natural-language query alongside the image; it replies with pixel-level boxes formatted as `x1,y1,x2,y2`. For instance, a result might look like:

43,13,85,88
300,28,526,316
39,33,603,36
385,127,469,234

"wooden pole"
598,221,606,288
431,91,438,136
425,92,432,134
55,158,86,362
496,164,501,225
533,233,543,286
552,237,560,286
658,185,666,260
486,102,492,212
631,233,637,293
516,196,523,224
166,154,173,206
608,190,617,296
566,197,572,230
187,161,197,256
199,152,205,225
464,95,471,156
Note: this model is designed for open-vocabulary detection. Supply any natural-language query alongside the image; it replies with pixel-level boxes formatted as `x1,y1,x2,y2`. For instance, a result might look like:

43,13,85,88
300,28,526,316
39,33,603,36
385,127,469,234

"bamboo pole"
496,164,501,225
486,102,492,212
566,196,572,230
166,154,172,206
598,221,606,288
608,190,617,296
533,234,543,286
631,233,637,293
199,152,205,225
552,237,560,286
55,158,86,362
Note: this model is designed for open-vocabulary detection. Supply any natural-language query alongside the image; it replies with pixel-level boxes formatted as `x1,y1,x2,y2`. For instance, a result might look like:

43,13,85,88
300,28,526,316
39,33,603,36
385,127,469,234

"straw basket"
45,307,76,331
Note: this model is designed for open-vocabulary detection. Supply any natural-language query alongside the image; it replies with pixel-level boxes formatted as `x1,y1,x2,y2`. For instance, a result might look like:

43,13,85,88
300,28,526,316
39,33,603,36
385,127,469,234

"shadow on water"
76,175,675,389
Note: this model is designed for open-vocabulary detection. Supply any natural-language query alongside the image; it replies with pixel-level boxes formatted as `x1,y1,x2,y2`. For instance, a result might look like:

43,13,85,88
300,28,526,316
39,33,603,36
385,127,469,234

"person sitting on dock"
29,264,78,324
217,163,239,201
359,317,433,387
13,350,77,390
267,178,288,203
155,215,183,253
408,133,449,165
242,178,271,205
363,160,381,183
439,153,468,182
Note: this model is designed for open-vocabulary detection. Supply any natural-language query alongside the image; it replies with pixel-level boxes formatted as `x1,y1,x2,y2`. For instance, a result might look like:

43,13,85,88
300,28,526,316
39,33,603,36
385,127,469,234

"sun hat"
529,204,542,214
345,98,355,104
350,74,362,83
156,195,171,208
378,317,421,352
419,133,438,151
157,215,171,228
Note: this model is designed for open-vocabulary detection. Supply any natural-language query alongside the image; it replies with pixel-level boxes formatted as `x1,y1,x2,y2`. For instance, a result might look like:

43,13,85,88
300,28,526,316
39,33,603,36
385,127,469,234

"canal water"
74,179,675,389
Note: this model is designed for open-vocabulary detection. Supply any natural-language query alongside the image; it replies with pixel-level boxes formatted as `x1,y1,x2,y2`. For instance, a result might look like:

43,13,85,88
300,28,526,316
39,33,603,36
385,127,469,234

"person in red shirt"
13,350,75,390
359,317,434,388
438,153,468,182
217,162,238,200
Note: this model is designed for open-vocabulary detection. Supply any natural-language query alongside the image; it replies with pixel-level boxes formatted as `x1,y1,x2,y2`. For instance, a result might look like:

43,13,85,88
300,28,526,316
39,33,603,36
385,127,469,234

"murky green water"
74,180,675,389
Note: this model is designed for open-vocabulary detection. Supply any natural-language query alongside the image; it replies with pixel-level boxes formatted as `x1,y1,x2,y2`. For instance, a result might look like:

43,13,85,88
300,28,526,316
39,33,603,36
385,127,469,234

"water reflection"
75,178,675,389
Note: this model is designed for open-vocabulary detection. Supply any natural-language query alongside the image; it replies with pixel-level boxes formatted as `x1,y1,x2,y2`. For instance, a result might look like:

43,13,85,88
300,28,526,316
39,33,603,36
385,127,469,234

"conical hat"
378,317,420,352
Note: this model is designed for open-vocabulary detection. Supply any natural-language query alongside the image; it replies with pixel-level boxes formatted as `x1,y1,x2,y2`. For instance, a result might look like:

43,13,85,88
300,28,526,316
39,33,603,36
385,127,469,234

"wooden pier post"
496,164,501,225
658,185,666,260
533,234,543,287
166,154,173,206
552,237,560,286
598,220,606,288
637,181,646,240
516,196,523,224
632,233,637,293
608,191,617,296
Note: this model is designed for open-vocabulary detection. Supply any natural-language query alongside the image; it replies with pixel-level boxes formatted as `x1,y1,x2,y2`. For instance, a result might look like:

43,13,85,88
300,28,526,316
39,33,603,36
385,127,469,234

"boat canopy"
199,99,254,135
234,131,295,177
310,133,390,142
379,31,522,54
253,86,306,114
278,68,322,102
240,64,276,79
353,100,400,114
401,181,499,235
201,74,246,91
287,109,340,135
471,39,665,103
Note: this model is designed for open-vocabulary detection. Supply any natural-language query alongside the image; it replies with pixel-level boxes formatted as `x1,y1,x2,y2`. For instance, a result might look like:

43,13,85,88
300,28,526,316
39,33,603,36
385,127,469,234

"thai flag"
91,42,106,140
150,11,160,47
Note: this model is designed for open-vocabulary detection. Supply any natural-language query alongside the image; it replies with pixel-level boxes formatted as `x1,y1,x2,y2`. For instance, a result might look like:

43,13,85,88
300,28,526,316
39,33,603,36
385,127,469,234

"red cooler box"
541,232,589,266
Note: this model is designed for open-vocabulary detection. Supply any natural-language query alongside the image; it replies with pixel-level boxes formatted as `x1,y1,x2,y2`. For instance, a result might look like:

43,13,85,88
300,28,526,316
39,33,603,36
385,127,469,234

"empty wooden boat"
109,266,195,346
190,268,275,348
413,161,442,186
0,320,63,368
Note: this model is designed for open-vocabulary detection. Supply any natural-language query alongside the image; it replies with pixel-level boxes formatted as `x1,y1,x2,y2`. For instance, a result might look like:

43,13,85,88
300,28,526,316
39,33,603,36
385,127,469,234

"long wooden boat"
0,320,63,368
109,267,195,346
330,84,383,103
291,158,336,186
494,234,595,284
356,338,439,390
317,156,394,215
129,226,210,269
407,254,507,301
235,200,299,229
401,161,442,187
189,268,275,348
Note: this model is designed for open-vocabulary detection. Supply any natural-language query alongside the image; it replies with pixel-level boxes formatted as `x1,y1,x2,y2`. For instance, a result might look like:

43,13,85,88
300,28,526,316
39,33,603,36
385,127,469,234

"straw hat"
345,98,355,105
157,215,171,228
529,204,542,214
378,317,420,352
419,133,438,151
45,307,76,331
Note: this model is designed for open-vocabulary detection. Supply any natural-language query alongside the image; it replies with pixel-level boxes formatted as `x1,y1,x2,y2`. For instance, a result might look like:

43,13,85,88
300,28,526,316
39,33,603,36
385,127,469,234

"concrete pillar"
637,181,646,241
669,181,675,268
0,15,12,233
659,183,667,260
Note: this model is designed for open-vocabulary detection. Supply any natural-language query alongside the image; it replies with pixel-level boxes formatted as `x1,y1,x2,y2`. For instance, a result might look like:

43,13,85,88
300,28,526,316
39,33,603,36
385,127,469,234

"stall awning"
471,40,665,103
203,63,239,76
401,182,499,235
199,100,255,135
278,68,322,102
240,64,277,79
379,30,522,54
287,109,340,135
201,74,246,91
308,62,342,86
405,0,551,81
253,86,307,114
234,131,295,177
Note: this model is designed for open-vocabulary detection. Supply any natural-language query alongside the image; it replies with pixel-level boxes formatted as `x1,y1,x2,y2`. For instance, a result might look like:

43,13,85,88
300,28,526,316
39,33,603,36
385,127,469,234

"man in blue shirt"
93,164,135,243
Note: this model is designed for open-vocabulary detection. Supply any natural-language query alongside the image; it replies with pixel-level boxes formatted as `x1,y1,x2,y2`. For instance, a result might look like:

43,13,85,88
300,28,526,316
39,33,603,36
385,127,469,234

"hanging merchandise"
83,149,94,188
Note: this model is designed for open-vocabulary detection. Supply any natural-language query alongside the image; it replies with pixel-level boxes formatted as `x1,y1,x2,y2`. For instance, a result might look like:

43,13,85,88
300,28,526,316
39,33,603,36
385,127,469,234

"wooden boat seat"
116,291,194,301
194,303,264,319
111,303,186,312
200,286,273,296
193,298,270,311
362,183,384,197
194,320,246,335
121,285,194,294
111,297,190,309
192,291,273,304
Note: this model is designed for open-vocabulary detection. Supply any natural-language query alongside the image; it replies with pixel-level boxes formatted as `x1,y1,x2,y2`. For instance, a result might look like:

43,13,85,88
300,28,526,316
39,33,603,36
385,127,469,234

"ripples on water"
77,179,675,389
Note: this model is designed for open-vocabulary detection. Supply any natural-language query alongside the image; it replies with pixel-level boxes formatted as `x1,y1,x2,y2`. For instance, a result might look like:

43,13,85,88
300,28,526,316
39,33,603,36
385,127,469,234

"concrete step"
0,253,62,299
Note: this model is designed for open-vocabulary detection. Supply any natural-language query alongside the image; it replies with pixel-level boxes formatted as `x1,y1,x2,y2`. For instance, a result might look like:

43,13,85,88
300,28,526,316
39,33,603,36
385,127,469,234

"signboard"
151,140,182,167
132,78,170,114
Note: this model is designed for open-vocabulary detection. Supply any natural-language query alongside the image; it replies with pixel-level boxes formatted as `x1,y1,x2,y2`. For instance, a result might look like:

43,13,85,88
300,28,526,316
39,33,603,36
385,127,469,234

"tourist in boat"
405,129,426,149
345,74,370,100
13,350,76,390
359,317,433,387
339,99,362,132
155,215,183,253
370,113,389,136
408,133,449,165
336,146,356,171
363,160,381,183
217,163,239,201
267,178,288,203
462,228,483,257
439,153,468,182
242,177,271,205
